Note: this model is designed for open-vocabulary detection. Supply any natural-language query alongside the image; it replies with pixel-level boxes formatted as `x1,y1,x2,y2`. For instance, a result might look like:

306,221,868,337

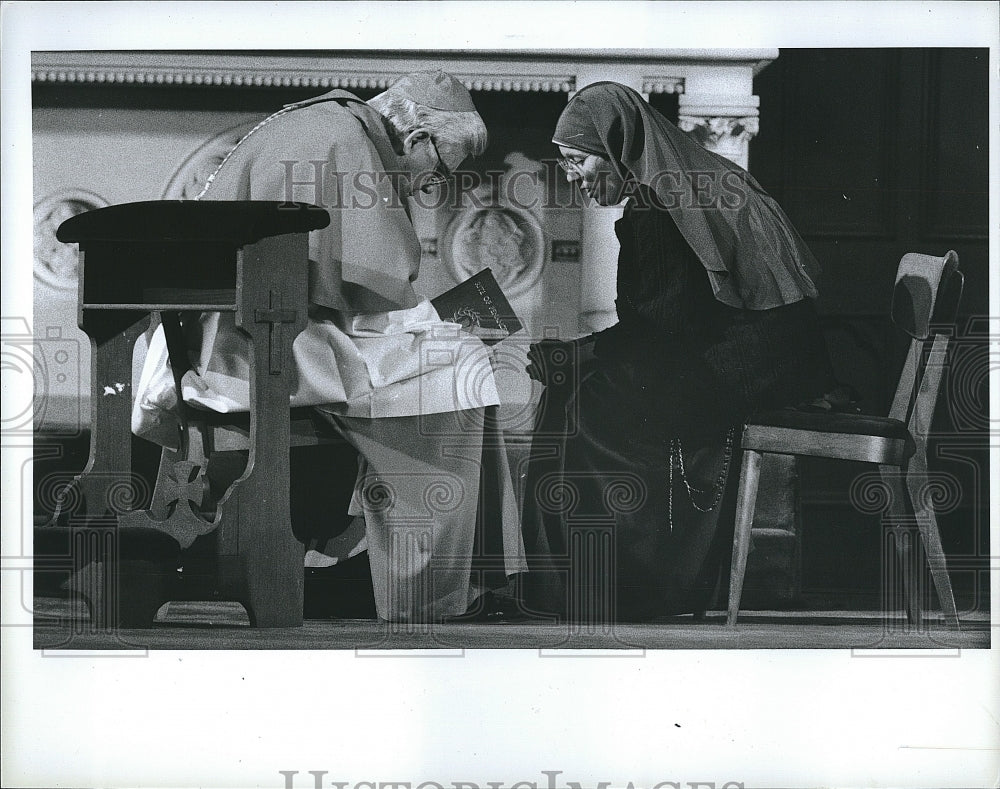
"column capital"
677,94,761,169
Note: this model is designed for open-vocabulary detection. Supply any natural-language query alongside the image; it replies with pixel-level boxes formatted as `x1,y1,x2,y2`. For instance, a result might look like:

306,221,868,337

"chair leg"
902,332,960,629
727,449,763,626
879,467,922,625
905,470,961,629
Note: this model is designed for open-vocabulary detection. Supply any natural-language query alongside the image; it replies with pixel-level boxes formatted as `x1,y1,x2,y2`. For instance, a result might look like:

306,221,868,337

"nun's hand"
525,336,596,387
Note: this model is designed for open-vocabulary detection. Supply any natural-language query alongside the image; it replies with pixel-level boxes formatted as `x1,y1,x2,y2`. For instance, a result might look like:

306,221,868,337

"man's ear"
402,128,430,153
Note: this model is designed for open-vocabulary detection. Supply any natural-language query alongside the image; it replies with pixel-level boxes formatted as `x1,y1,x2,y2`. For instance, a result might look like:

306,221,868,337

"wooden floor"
32,597,991,651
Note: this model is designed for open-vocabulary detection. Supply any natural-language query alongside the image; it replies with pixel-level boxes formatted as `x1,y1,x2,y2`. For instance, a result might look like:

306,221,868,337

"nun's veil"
553,82,820,310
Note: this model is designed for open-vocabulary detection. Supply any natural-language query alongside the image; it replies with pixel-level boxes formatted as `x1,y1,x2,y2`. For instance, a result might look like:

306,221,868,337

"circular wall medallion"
33,189,109,291
440,205,544,299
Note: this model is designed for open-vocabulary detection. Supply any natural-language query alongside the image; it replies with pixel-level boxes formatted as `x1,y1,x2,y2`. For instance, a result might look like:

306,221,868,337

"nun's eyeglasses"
556,157,586,174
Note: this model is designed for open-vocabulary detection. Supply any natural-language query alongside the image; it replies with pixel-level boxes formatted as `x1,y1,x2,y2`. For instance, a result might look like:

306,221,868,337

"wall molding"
31,50,779,95
32,66,578,94
31,52,578,93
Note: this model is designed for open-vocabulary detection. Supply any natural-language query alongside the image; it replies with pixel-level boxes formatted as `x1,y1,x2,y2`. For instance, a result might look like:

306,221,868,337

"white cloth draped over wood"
133,302,500,446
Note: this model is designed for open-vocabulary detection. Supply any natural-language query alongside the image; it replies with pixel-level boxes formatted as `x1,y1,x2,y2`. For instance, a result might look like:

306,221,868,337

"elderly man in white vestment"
132,70,526,622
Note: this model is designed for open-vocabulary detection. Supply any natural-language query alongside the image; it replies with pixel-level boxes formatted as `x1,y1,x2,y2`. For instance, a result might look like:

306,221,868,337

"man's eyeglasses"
428,137,452,181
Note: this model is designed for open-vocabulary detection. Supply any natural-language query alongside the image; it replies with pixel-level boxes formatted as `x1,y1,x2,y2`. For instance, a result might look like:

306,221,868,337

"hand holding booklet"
431,267,524,345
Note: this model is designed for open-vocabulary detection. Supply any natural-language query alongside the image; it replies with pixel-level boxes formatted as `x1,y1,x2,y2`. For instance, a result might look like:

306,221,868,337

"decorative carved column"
576,202,622,334
677,95,760,170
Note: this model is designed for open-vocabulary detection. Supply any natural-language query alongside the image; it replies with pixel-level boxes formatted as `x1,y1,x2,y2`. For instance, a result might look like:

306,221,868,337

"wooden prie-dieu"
52,200,330,628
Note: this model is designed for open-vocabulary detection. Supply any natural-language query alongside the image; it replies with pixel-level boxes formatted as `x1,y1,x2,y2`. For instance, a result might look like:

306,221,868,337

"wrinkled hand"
525,336,595,387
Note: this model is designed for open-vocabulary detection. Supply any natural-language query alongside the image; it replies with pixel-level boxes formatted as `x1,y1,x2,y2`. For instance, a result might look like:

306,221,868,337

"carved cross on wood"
118,458,215,549
255,289,297,374
158,460,206,510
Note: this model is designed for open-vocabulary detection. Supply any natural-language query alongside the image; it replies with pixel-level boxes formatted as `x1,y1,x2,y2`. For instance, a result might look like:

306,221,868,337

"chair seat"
750,408,911,438
743,409,914,464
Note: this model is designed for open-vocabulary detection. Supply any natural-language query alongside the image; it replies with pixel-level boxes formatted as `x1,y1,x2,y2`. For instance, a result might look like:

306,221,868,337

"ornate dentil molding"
32,64,575,93
31,67,401,89
641,77,685,94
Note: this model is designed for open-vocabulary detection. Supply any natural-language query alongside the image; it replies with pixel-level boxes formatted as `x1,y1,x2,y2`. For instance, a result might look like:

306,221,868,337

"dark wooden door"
751,49,990,610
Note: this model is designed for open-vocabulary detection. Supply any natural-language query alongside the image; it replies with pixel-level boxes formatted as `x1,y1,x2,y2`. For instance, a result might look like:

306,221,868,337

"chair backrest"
891,250,962,339
887,250,964,430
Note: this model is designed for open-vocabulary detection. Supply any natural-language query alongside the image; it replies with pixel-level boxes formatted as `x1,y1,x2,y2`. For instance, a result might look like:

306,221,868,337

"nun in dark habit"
520,82,835,623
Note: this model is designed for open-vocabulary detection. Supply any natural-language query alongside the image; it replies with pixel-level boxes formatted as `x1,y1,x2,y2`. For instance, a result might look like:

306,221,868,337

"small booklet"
431,267,524,346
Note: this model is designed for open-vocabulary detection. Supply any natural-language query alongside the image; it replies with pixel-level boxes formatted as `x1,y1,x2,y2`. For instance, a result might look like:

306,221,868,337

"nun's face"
557,145,625,205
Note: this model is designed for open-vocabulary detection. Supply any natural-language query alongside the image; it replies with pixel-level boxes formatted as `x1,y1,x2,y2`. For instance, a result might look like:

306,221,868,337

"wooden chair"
726,250,964,627
52,200,330,628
